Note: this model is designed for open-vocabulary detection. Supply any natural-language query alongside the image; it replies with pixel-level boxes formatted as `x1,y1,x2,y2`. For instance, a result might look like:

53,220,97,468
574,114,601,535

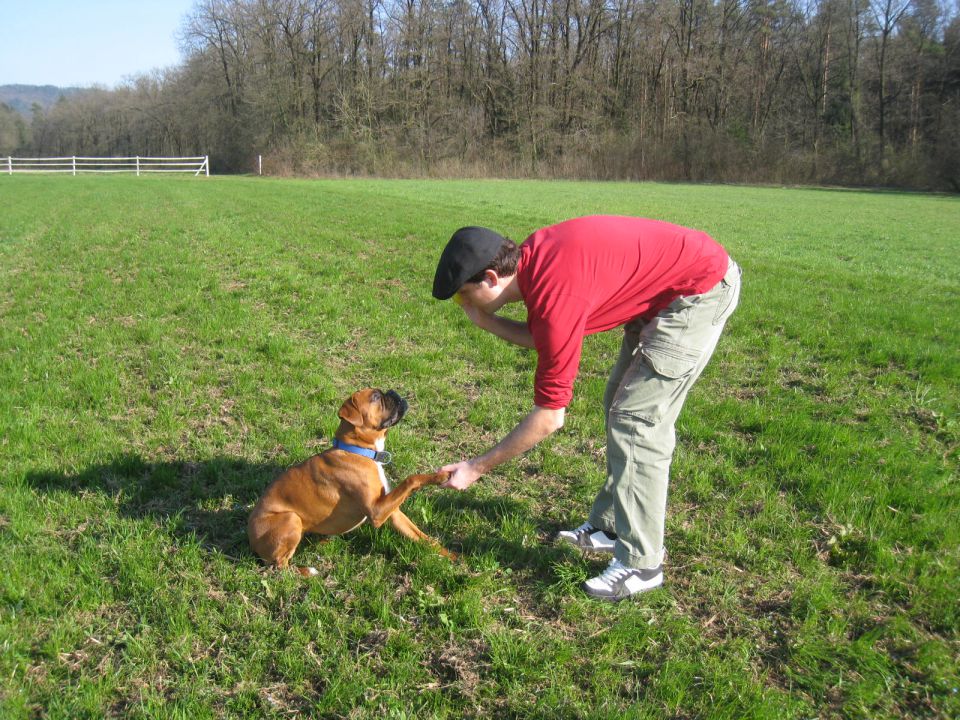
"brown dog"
248,388,453,574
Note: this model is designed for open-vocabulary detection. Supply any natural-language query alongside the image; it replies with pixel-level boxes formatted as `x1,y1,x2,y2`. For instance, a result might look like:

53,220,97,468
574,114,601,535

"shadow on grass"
23,455,571,581
24,454,280,560
430,492,580,577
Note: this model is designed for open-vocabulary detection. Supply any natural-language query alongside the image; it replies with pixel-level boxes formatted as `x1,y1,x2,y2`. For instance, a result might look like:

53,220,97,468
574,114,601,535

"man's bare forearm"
472,312,535,348
440,406,564,489
472,406,565,473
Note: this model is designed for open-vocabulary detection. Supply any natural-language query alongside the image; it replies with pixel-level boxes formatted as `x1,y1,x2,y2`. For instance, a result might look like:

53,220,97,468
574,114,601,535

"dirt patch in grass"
429,638,490,699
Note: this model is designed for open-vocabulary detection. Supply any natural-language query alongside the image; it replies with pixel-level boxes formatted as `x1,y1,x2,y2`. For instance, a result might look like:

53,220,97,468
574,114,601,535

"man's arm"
462,304,535,348
440,405,565,489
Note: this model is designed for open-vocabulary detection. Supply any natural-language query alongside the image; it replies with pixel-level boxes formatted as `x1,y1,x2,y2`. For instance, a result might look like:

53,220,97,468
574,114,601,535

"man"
432,216,741,601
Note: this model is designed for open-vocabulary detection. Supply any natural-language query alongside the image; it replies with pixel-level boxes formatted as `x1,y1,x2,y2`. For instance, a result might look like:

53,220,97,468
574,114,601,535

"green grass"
1,175,958,718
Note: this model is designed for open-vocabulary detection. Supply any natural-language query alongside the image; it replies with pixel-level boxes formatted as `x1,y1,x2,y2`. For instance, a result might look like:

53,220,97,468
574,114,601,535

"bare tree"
18,0,960,186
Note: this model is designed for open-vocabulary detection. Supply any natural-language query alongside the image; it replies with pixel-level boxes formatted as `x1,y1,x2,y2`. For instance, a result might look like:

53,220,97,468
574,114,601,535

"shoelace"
598,560,630,585
575,522,594,534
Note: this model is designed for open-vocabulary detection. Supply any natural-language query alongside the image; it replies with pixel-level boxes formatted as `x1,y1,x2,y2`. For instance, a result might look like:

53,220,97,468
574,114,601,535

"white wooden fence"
3,156,210,176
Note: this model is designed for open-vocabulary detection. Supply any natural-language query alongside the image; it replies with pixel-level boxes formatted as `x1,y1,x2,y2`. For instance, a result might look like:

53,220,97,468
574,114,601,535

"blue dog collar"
332,439,392,465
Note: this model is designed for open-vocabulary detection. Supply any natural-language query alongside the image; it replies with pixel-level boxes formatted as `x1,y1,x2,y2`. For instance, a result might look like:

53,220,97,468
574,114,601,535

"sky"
0,0,197,88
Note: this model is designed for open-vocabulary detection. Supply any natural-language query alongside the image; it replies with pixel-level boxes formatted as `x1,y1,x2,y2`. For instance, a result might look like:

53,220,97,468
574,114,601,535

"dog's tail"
295,566,320,577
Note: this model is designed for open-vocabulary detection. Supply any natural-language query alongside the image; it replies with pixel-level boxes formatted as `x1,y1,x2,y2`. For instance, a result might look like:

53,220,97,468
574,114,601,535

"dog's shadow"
24,454,279,559
23,455,572,577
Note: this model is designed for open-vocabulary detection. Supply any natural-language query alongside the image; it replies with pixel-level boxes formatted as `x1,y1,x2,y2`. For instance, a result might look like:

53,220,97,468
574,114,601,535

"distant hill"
0,85,88,115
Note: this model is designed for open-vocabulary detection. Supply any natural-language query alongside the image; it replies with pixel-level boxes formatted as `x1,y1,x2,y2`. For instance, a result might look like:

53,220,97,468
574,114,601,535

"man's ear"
338,397,363,426
483,269,499,288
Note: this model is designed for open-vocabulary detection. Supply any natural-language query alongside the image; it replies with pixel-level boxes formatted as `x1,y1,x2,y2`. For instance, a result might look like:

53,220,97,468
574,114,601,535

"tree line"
2,0,959,189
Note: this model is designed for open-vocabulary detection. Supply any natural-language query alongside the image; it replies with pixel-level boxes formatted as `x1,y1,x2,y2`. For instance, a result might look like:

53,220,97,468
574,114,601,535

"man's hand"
458,298,488,328
439,459,483,490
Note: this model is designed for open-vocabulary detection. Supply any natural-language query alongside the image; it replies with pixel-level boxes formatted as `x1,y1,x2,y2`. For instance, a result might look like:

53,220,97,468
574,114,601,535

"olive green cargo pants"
588,259,742,570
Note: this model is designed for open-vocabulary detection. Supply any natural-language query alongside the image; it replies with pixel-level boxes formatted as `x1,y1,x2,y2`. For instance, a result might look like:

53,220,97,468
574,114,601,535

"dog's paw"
407,471,451,486
430,471,452,486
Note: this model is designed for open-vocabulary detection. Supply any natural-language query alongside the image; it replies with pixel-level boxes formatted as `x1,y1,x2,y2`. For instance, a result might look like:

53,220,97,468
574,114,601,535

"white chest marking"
374,438,391,493
376,462,391,494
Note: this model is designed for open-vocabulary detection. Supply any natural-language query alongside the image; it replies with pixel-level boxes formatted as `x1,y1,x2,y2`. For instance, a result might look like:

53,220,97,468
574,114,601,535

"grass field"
1,175,958,719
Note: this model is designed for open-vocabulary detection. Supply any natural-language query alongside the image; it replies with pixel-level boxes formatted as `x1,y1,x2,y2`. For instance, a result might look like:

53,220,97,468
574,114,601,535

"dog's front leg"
389,510,457,560
367,472,449,527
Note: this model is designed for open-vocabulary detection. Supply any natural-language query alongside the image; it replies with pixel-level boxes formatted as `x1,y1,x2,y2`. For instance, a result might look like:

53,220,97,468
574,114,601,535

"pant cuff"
587,511,616,535
615,545,665,571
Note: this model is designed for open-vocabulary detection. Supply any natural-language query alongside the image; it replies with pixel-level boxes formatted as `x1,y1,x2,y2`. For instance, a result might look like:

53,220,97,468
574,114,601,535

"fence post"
7,156,11,175
136,156,140,177
72,157,76,176
205,156,209,177
258,154,262,176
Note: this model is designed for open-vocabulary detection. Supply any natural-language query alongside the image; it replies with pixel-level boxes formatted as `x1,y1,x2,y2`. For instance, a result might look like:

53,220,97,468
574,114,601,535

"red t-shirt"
515,215,729,409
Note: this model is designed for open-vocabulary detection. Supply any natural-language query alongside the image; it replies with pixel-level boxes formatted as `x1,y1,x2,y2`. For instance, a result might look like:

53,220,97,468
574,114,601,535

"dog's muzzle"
380,390,408,429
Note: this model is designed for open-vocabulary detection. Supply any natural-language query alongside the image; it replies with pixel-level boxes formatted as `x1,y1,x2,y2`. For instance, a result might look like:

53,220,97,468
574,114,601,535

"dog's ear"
338,396,364,427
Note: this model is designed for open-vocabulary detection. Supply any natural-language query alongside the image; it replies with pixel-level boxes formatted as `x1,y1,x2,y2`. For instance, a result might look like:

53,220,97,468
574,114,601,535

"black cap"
432,226,507,300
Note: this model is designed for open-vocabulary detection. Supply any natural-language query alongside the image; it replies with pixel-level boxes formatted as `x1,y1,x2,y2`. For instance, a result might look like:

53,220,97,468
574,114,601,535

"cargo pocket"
641,338,702,378
609,338,702,425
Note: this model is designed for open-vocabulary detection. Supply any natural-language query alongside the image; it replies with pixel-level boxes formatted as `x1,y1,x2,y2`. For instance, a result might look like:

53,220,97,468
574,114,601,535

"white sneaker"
583,559,663,601
556,521,617,553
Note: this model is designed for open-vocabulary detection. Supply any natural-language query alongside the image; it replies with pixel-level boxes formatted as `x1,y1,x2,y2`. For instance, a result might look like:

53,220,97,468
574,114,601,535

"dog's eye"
372,391,381,402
